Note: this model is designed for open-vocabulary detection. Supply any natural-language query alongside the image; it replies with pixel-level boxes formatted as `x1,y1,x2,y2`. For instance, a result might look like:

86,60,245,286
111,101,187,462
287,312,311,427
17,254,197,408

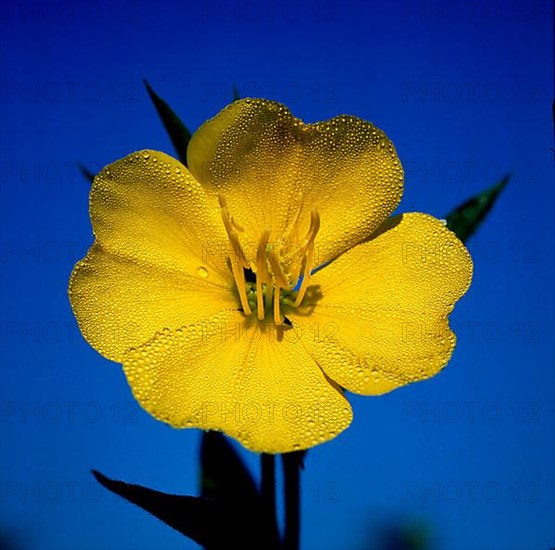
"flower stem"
260,453,280,550
282,452,302,550
261,453,279,547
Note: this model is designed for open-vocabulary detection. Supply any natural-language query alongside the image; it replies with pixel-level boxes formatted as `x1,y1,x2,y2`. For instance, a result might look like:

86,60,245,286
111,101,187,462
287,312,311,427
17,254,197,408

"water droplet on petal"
196,267,209,278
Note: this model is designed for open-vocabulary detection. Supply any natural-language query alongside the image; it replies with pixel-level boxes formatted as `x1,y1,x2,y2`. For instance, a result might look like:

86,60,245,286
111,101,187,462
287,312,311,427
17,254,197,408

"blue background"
1,1,553,549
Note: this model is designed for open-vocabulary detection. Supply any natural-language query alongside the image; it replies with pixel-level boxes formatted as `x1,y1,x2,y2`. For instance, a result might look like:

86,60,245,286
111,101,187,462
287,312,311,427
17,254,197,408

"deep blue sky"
1,1,553,549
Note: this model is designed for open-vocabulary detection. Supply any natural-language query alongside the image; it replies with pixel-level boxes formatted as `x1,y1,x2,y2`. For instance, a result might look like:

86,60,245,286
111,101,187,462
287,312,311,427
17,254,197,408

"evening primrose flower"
69,99,472,453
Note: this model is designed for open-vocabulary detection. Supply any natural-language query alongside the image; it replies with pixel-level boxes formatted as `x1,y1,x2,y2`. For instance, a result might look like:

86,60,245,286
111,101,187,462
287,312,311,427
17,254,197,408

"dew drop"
142,151,150,159
196,267,209,278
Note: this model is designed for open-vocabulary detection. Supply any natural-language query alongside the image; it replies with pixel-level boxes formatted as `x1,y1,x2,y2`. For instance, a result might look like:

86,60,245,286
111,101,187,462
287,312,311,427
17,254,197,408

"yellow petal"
69,149,238,361
187,99,403,265
89,149,229,277
69,244,237,362
123,310,353,453
288,213,473,395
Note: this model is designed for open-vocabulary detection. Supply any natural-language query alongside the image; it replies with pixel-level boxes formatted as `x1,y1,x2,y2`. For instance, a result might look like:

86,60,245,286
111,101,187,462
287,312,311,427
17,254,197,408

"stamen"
256,230,271,320
294,208,320,307
282,193,304,243
273,285,282,325
230,216,245,232
230,254,252,315
218,195,248,266
269,247,291,289
218,193,320,322
218,194,251,315
300,208,320,255
294,244,314,307
265,283,274,314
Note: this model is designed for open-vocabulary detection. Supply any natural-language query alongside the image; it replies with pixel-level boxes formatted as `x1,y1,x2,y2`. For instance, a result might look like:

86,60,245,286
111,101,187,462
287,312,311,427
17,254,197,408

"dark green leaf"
78,163,95,184
199,433,280,548
92,469,222,548
232,84,241,102
143,80,192,166
93,467,280,549
445,175,510,243
379,521,431,550
200,431,258,501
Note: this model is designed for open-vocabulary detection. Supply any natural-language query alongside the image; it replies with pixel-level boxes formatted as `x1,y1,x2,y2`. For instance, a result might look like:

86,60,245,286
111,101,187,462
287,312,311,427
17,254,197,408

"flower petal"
69,149,239,361
187,99,403,265
288,213,473,395
69,245,237,362
122,310,353,453
89,149,229,277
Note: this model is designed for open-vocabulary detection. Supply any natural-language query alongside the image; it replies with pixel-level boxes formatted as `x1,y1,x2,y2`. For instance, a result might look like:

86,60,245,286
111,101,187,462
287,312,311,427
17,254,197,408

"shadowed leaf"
143,80,192,166
200,431,258,501
93,468,279,549
378,521,431,550
232,84,241,102
200,432,281,548
79,163,95,184
445,175,510,243
92,469,223,547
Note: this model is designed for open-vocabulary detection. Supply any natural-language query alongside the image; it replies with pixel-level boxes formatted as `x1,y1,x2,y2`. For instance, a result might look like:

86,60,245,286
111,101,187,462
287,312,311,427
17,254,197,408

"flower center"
218,195,320,325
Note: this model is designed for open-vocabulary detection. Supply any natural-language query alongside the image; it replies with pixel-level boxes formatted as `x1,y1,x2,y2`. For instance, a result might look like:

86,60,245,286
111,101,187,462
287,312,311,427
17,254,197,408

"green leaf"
199,432,281,549
143,80,192,166
232,84,241,102
92,469,222,548
93,465,280,549
445,174,510,243
78,163,95,184
200,431,258,502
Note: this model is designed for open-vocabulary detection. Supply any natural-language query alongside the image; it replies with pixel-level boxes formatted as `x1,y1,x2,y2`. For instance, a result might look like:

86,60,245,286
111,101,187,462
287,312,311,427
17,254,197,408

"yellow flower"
69,99,472,454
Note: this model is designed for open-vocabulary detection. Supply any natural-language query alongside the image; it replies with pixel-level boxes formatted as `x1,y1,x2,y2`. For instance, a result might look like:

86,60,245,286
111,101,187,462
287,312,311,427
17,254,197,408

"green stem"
261,453,276,516
282,452,301,550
